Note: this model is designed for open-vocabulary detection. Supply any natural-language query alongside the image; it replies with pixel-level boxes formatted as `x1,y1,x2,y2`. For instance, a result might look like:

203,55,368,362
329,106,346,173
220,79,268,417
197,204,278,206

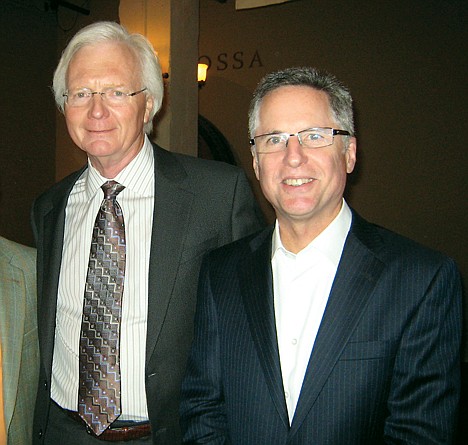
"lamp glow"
197,63,208,86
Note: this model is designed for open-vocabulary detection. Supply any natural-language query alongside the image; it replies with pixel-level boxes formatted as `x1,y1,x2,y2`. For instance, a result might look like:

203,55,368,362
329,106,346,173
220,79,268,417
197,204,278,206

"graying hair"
52,21,163,134
248,67,355,142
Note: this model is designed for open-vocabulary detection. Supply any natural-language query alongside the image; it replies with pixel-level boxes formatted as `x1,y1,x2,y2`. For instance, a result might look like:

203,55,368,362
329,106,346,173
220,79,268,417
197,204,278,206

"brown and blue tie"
78,181,125,436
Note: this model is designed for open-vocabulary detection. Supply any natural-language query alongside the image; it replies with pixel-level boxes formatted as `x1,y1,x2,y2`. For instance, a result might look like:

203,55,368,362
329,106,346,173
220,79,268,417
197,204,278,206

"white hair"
53,21,164,134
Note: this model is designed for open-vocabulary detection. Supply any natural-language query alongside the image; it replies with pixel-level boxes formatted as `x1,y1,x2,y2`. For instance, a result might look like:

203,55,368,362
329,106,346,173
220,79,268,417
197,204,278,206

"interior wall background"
0,0,57,246
198,0,467,359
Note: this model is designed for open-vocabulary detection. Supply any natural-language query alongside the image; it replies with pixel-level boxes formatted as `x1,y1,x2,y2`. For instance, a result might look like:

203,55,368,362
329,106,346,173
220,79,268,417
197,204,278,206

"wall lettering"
198,50,263,71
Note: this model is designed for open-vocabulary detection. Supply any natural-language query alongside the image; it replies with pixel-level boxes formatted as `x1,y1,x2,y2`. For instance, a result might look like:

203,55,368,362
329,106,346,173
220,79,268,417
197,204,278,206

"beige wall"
197,0,467,357
120,0,199,156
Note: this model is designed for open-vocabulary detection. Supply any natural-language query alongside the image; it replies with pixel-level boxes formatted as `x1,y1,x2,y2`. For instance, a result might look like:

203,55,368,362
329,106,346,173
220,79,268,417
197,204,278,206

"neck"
277,202,344,254
89,142,144,179
277,221,325,254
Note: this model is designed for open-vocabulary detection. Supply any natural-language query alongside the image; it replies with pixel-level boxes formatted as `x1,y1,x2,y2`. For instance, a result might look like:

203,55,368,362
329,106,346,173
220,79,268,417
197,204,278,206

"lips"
283,178,314,186
88,128,113,133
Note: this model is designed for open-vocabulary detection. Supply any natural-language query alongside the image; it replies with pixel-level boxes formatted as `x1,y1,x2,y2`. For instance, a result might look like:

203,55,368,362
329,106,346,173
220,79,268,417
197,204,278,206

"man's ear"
345,137,357,174
144,96,154,124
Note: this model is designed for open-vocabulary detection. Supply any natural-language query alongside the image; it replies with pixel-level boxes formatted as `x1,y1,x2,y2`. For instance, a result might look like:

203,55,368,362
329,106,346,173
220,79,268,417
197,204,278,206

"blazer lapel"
239,227,290,429
290,214,386,435
0,246,26,430
145,146,194,360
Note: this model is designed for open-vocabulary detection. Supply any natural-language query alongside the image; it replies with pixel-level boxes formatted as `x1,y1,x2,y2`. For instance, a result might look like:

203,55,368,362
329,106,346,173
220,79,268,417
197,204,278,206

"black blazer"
180,211,462,444
31,143,264,444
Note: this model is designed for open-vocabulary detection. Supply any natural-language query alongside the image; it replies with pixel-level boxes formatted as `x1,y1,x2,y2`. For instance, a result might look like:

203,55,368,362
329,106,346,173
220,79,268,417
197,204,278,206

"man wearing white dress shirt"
180,67,462,444
31,22,263,445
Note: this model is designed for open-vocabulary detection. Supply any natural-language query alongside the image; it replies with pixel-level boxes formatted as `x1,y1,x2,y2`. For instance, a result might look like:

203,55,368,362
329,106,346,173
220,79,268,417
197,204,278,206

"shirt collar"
272,199,352,268
84,135,154,199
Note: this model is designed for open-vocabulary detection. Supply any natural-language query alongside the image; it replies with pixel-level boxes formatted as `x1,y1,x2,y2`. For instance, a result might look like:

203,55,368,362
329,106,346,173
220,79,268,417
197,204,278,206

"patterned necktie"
78,181,126,436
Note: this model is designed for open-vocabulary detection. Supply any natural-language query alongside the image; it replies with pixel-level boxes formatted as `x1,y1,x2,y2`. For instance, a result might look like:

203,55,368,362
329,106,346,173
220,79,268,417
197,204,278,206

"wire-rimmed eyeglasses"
249,127,350,154
63,87,147,107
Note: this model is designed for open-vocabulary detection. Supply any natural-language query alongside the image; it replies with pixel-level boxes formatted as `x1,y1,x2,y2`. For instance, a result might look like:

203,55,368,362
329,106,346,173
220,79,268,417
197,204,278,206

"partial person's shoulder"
0,236,36,265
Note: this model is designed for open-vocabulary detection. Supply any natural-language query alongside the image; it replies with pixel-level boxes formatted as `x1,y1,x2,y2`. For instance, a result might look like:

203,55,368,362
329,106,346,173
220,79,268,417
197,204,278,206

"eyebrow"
68,84,127,91
258,129,286,135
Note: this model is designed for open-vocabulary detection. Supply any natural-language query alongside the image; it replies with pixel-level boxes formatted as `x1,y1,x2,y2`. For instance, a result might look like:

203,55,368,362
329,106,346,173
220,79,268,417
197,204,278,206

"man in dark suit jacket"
31,22,263,445
180,67,462,444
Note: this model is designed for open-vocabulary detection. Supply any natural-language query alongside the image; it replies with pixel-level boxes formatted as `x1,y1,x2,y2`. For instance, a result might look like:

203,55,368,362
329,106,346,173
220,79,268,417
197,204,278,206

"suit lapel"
239,228,290,429
290,214,385,434
37,170,83,380
145,146,194,360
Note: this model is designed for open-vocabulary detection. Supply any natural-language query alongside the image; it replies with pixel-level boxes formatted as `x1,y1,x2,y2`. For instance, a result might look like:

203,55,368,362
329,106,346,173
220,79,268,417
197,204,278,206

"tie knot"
102,181,125,199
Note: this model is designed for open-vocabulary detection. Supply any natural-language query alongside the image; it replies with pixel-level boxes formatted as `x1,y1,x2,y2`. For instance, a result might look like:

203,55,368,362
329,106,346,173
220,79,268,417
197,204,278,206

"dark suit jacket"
31,143,264,445
180,211,462,444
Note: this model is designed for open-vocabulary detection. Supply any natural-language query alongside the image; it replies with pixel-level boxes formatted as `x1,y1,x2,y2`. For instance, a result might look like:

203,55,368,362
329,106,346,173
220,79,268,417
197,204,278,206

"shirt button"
292,338,297,345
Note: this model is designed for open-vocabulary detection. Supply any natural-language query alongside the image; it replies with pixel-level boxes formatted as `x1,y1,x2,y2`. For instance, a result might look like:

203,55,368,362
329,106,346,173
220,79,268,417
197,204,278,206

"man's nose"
284,135,307,167
88,93,109,118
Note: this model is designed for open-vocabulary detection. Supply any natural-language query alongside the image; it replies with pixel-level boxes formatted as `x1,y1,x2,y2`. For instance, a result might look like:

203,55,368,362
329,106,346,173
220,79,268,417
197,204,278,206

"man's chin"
79,139,117,156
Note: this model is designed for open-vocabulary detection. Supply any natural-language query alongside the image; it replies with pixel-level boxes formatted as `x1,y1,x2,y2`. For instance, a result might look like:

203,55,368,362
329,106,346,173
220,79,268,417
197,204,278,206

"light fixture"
198,63,208,88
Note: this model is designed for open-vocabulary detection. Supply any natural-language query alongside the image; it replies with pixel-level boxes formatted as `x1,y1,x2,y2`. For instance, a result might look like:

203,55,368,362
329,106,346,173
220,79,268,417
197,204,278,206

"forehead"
67,41,140,87
260,85,332,113
258,85,334,130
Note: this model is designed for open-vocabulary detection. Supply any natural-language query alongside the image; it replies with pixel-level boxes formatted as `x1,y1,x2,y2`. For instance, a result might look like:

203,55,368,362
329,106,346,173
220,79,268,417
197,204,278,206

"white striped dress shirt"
51,136,154,421
272,200,352,424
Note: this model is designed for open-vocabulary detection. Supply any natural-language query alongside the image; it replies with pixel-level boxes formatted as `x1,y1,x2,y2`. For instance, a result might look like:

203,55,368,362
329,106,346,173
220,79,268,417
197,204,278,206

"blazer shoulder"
0,237,36,267
152,142,244,183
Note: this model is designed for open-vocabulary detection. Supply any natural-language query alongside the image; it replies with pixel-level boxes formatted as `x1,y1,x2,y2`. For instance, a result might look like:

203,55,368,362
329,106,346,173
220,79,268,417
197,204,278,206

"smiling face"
252,85,356,238
64,41,154,177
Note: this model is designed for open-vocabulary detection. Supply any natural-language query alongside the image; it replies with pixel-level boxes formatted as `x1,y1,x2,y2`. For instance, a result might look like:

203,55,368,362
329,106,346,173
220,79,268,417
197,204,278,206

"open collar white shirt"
272,200,352,424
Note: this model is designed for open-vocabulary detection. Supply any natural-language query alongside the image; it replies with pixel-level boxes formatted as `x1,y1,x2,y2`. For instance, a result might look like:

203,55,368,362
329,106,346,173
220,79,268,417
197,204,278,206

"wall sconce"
198,63,208,88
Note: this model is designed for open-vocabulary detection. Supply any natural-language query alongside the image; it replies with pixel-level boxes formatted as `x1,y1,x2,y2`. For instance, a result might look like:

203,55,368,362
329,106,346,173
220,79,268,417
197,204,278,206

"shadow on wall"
198,114,237,165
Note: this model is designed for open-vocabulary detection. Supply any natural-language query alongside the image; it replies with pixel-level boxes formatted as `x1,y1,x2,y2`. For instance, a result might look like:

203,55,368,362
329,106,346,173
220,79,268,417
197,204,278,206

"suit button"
38,429,43,438
43,380,48,389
